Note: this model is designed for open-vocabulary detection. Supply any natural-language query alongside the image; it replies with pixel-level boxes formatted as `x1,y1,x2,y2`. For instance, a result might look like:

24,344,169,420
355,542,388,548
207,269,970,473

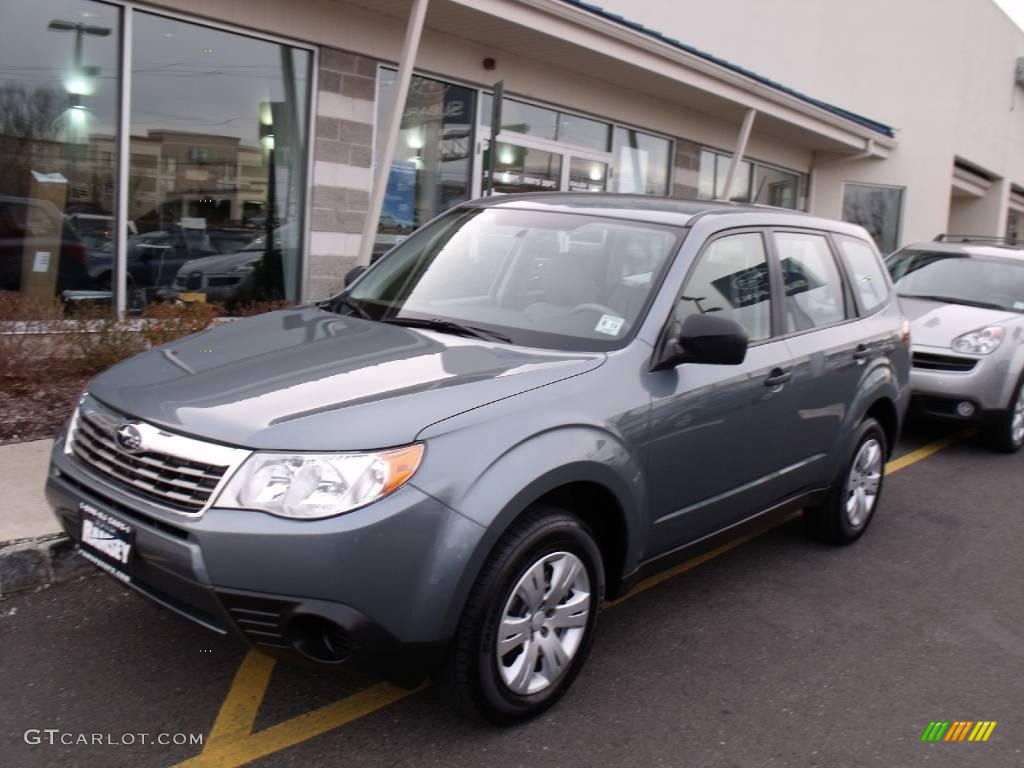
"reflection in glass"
752,165,797,208
675,233,771,341
842,183,903,254
128,13,310,311
1006,209,1020,242
835,234,889,312
376,71,475,260
775,232,847,331
697,150,716,199
568,158,607,192
714,155,751,201
0,0,119,303
484,143,561,194
482,94,610,152
611,127,670,195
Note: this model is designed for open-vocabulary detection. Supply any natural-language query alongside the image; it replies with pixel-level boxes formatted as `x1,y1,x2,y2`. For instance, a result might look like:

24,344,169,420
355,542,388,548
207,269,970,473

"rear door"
770,229,867,485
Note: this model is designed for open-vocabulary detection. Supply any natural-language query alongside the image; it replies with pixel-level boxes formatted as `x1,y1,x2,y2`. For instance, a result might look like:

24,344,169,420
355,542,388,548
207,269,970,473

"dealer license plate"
79,502,134,583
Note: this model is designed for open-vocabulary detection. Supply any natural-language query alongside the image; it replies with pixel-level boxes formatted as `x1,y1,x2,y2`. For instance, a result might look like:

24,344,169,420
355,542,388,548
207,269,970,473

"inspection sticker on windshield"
595,314,624,336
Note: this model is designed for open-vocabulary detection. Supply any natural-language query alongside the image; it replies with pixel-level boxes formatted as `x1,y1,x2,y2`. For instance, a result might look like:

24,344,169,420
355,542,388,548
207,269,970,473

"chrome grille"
68,396,249,515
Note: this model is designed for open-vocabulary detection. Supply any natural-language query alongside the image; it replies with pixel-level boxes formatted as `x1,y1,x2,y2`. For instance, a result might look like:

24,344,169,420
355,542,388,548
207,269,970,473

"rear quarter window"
835,234,890,313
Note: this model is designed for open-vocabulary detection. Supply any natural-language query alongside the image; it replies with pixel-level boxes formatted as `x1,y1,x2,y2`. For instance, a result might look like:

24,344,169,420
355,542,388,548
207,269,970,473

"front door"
646,230,800,554
483,138,612,195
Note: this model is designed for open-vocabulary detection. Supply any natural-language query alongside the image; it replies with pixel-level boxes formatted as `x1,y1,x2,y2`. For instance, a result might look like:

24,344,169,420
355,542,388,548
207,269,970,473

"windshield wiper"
323,294,374,320
899,293,1007,311
381,316,512,343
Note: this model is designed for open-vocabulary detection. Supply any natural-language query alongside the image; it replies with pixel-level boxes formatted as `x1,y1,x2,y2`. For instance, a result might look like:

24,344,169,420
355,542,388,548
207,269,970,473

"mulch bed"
0,376,90,444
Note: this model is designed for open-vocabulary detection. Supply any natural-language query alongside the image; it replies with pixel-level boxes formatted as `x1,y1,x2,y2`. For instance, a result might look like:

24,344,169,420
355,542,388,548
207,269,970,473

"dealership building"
2,0,1022,312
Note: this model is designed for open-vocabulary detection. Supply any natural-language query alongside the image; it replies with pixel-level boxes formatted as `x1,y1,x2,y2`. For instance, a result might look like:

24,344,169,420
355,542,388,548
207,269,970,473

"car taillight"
64,241,87,263
900,318,912,350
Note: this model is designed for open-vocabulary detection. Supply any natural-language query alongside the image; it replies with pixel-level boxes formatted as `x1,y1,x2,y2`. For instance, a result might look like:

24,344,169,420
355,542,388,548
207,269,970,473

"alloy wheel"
496,551,591,696
845,437,883,528
1012,383,1024,446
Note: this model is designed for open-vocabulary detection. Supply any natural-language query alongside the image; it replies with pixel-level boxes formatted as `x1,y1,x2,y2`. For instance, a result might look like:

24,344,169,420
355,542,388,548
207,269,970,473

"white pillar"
721,108,756,202
356,0,430,266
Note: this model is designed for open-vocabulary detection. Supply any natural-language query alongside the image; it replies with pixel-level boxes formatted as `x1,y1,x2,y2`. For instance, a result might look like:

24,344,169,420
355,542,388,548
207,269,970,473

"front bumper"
46,434,483,682
909,344,1014,419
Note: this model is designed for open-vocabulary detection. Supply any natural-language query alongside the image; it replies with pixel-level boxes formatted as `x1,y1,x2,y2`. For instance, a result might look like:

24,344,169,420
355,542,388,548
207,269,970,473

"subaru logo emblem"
115,423,143,453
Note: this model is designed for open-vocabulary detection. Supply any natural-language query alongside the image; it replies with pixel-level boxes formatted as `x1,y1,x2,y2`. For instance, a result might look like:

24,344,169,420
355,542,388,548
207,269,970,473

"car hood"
178,249,262,276
901,296,1021,348
88,307,604,450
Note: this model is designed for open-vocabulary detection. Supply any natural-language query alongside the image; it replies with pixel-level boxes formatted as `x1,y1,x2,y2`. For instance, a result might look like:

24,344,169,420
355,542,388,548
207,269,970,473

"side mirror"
344,265,367,287
654,313,748,369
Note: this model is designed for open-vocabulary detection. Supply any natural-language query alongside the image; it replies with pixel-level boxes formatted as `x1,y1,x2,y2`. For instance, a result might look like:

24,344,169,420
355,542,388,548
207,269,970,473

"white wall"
596,0,1024,244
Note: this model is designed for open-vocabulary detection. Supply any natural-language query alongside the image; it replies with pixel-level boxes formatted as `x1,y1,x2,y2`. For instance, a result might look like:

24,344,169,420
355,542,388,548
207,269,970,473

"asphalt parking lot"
1,422,1021,768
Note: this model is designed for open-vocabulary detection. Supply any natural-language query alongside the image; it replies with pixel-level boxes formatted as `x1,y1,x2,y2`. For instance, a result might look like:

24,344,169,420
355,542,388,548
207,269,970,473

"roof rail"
933,234,1023,247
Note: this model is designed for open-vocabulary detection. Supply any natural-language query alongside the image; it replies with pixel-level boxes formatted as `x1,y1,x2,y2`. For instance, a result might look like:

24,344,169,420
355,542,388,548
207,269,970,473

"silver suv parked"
888,235,1024,452
46,194,910,723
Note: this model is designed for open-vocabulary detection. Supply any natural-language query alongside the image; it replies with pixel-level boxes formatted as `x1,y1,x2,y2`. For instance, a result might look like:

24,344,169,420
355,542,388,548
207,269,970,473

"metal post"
114,7,132,317
356,0,430,266
721,108,756,202
486,80,503,196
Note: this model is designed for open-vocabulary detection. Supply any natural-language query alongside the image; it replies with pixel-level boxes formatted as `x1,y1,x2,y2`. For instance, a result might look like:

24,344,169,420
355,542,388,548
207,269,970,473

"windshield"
887,250,1024,313
339,207,683,351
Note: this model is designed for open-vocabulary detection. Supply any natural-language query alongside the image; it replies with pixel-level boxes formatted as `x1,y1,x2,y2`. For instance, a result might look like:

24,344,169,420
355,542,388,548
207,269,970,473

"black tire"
804,417,888,545
437,505,604,725
981,377,1024,454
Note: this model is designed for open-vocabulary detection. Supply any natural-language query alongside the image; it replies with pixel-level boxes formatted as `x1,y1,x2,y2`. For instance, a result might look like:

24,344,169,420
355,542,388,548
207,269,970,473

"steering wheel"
569,303,618,316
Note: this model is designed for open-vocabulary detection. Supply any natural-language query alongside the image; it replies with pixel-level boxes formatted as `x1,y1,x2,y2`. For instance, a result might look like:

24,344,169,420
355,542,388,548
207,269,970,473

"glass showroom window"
0,0,120,304
697,149,802,209
1007,209,1020,242
842,183,904,254
128,13,311,311
611,128,670,195
376,71,476,260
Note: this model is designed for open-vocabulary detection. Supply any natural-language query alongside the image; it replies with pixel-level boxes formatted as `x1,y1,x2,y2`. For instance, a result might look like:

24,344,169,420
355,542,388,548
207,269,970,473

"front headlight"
951,325,1005,355
217,444,424,519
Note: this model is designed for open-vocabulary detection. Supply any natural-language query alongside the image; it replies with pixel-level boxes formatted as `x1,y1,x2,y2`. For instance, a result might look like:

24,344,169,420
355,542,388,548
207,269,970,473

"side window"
675,232,771,342
774,232,848,333
835,234,890,313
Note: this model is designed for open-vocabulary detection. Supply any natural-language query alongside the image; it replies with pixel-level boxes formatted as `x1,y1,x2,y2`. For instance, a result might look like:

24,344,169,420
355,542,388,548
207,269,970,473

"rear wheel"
805,418,887,545
982,378,1024,453
438,506,604,724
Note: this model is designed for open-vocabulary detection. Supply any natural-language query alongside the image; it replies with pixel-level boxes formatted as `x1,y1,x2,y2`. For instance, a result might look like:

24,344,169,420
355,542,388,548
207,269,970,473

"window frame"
764,227,859,340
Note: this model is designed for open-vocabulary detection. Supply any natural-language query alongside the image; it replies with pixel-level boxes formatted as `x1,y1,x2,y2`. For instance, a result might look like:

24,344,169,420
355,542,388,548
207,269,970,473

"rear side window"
675,232,771,342
774,231,848,333
835,234,889,313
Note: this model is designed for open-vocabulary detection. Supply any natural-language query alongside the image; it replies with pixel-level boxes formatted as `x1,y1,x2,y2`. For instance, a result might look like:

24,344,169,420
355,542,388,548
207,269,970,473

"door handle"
853,344,870,361
764,367,792,387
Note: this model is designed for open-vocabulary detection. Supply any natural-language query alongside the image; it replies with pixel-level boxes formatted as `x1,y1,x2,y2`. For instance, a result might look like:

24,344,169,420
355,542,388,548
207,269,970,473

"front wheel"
438,506,604,724
982,378,1024,453
804,418,887,545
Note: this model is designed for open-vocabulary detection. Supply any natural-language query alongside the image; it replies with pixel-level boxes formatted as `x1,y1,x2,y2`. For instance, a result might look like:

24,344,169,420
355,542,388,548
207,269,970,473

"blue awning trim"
557,0,895,138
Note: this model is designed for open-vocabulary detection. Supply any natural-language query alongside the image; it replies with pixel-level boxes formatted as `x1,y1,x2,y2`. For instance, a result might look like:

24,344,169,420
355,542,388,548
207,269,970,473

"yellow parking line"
178,433,956,767
885,434,961,473
204,651,275,743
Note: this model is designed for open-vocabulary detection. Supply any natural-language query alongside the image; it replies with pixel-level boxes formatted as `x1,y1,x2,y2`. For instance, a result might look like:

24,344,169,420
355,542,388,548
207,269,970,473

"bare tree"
0,85,66,197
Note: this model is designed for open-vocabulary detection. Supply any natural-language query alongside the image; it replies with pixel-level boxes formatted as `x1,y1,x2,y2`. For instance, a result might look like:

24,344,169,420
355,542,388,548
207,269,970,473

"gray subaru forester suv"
46,194,910,723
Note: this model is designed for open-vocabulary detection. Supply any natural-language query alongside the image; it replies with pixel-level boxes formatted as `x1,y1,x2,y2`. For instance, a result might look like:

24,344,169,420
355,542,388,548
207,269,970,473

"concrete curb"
0,533,93,598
